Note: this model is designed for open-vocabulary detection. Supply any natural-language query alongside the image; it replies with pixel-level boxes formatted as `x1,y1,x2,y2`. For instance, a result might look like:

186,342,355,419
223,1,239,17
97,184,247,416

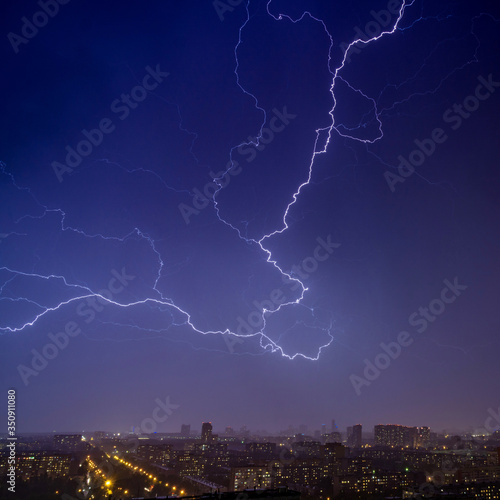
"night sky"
1,0,499,435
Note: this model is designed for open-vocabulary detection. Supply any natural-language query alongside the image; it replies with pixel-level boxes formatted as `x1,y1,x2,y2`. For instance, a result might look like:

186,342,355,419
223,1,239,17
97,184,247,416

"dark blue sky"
1,0,499,435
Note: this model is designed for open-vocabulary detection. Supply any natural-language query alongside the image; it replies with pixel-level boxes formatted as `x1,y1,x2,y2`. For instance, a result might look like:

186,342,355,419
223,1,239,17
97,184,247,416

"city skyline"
1,0,500,436
9,418,499,438
3,421,500,498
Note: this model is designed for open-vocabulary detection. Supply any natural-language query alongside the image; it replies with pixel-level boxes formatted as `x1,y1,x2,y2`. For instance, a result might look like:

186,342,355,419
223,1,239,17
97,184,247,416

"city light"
2,1,499,499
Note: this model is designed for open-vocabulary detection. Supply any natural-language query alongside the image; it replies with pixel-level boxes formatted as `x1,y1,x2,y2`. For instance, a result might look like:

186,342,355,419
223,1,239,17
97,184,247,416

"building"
246,442,277,459
202,422,213,443
403,482,500,500
230,466,273,490
177,451,208,477
322,443,346,462
293,442,321,459
284,458,323,486
324,432,342,444
374,425,418,448
417,426,431,448
334,470,410,497
332,420,337,433
347,424,362,448
53,434,82,452
458,465,500,483
191,442,229,468
137,443,172,466
10,451,76,480
322,443,346,477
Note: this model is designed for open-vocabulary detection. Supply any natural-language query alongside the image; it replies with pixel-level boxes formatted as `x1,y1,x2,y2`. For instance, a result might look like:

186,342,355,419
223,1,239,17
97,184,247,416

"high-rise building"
417,426,430,448
374,424,418,448
322,442,346,476
375,425,401,447
181,424,191,437
332,419,337,432
347,424,362,448
352,424,362,448
201,422,212,442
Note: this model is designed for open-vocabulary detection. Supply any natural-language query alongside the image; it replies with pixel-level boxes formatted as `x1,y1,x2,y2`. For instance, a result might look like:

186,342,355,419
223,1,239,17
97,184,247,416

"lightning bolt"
1,0,492,360
207,0,415,355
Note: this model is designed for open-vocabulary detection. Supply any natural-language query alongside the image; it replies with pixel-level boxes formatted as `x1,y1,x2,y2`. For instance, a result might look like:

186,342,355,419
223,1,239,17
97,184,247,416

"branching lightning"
1,0,487,360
